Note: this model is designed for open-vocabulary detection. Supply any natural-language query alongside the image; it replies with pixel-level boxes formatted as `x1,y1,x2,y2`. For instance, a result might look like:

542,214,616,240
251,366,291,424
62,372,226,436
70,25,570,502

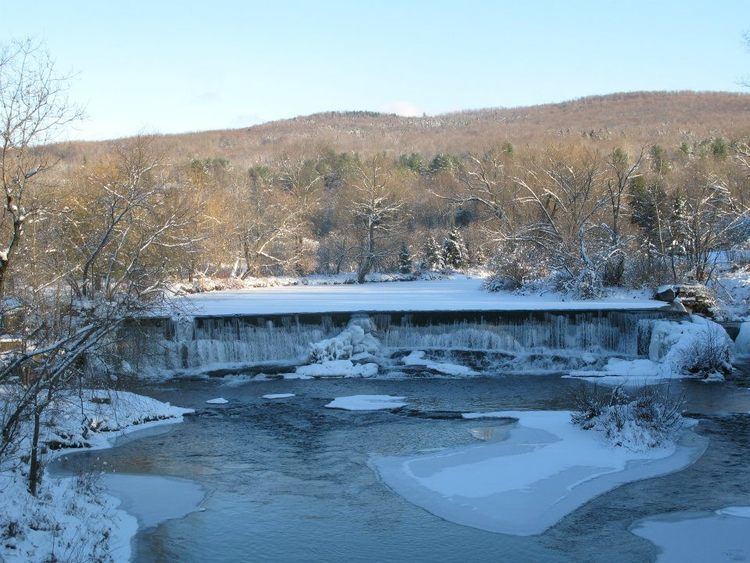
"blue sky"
2,0,748,140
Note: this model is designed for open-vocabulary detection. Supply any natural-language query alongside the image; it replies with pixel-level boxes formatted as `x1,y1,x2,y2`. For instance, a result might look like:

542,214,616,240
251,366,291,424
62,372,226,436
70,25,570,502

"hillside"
57,91,750,166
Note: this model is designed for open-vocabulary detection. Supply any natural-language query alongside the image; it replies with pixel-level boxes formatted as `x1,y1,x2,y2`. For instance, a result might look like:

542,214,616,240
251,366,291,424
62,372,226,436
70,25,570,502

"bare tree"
348,155,404,283
0,39,81,297
602,147,643,284
0,139,196,495
513,150,609,294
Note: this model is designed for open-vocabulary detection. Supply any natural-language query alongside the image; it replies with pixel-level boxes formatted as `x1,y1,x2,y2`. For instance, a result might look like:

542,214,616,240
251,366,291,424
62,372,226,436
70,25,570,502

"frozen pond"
175,278,666,316
56,370,750,562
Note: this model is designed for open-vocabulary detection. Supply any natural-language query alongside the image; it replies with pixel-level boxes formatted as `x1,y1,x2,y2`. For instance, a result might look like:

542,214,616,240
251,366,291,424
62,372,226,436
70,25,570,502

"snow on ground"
631,507,750,562
205,397,229,404
402,350,478,376
172,279,667,317
262,393,296,399
713,266,750,320
324,395,407,411
0,390,192,563
372,410,706,536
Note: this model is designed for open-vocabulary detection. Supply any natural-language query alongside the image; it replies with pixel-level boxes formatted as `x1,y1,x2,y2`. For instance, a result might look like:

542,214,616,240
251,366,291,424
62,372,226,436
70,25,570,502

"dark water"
57,369,750,563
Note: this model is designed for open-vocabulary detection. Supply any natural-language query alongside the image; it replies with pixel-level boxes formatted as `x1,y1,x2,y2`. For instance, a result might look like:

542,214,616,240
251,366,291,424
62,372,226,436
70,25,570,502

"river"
55,368,750,562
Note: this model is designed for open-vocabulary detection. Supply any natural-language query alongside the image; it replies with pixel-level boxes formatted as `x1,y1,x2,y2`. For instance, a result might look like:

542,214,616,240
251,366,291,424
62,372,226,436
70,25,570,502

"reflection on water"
57,371,750,562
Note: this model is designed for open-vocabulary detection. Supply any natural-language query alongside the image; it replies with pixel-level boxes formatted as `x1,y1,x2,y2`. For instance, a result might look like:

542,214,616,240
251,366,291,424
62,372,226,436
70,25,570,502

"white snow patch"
308,317,380,362
102,474,204,529
631,507,750,562
171,278,667,317
735,321,750,357
402,350,478,376
567,316,733,384
205,397,229,404
262,393,296,399
717,506,750,518
372,410,706,536
0,390,192,563
294,360,379,378
325,395,407,411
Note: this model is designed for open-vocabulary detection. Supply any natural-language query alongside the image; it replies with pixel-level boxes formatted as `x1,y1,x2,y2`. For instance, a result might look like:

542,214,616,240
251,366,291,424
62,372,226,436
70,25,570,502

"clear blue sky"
2,0,748,140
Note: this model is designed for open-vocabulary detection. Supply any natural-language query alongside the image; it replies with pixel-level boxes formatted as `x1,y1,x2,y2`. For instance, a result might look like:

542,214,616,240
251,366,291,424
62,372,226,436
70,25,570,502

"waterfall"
120,309,683,377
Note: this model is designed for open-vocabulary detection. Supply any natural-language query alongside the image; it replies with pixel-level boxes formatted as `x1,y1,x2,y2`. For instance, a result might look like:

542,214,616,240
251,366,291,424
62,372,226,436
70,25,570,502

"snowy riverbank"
0,390,193,563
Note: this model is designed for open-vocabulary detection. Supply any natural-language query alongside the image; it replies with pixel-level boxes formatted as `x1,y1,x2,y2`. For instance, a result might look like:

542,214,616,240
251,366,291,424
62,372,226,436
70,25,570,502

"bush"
681,324,733,377
485,244,548,291
571,385,685,450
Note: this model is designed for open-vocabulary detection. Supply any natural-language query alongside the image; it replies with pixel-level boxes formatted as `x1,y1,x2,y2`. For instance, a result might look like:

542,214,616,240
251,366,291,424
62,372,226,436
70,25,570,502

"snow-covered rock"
402,350,478,376
308,317,380,362
294,360,379,378
324,395,407,411
569,316,734,384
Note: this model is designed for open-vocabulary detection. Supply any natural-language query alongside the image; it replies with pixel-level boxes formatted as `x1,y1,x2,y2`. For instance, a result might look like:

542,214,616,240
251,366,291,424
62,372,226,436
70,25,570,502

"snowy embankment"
567,315,735,384
0,390,192,563
372,410,706,536
631,507,750,562
172,278,667,317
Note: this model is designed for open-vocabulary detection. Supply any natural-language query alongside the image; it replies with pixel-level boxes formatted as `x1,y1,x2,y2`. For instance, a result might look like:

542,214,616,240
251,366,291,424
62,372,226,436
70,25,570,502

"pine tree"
442,228,467,270
422,236,443,270
398,242,412,274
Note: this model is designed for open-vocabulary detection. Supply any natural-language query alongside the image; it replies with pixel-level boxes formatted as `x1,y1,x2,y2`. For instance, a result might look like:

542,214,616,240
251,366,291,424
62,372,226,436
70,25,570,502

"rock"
654,285,676,302
674,284,716,317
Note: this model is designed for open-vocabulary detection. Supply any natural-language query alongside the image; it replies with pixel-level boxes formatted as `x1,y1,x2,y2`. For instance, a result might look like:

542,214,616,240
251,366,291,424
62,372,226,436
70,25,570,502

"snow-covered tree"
398,242,412,274
348,154,404,283
422,236,443,270
442,228,467,270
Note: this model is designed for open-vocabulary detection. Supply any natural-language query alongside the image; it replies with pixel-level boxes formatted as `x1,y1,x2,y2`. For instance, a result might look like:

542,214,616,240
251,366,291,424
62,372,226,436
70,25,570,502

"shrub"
571,384,685,450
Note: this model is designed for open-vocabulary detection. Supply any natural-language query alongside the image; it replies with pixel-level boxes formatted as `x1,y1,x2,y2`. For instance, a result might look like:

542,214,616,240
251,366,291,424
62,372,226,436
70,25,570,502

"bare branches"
0,38,82,297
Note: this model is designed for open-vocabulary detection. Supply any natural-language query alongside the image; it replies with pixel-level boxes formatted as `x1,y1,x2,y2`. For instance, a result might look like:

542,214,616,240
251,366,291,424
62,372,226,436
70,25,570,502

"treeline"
103,135,748,295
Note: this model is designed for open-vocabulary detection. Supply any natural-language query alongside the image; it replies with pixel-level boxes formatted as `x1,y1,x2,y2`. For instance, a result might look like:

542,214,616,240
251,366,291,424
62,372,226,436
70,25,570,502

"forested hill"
58,91,750,166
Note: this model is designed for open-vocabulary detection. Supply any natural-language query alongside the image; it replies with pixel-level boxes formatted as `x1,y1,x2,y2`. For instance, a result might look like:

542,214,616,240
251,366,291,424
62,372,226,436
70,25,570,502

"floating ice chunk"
717,506,750,518
262,393,296,399
325,395,407,411
402,350,478,376
631,507,750,562
294,360,378,378
372,410,706,536
205,398,228,404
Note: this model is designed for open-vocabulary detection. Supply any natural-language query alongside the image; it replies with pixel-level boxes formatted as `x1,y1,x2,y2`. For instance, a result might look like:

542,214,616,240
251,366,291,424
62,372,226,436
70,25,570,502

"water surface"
57,370,750,562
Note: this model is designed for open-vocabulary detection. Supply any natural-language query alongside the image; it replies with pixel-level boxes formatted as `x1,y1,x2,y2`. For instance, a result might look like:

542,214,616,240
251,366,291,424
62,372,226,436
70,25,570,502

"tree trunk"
28,408,42,497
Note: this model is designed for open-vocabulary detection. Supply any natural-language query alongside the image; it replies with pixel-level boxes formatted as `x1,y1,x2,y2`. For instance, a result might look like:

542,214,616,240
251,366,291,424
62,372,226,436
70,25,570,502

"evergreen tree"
442,228,467,270
422,236,443,270
398,242,413,274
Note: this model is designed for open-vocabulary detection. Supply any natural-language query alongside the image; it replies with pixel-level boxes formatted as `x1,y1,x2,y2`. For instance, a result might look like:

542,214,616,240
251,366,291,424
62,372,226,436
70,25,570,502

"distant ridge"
54,91,750,166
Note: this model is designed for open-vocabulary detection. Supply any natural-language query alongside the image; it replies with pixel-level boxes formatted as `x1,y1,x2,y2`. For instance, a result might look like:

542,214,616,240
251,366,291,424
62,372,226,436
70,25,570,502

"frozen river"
56,368,750,562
